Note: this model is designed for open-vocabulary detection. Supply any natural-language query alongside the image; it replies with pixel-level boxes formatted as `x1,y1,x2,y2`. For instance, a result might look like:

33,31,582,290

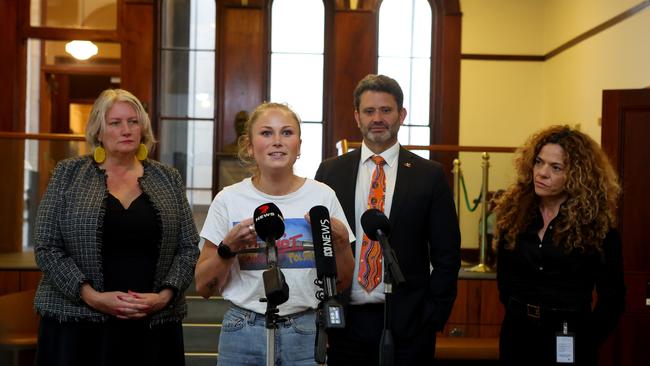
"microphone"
309,206,338,297
309,206,345,363
361,208,391,241
361,208,405,287
254,202,285,243
253,203,289,306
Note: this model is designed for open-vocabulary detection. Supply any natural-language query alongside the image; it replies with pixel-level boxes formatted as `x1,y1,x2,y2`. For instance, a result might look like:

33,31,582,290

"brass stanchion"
466,152,493,273
452,158,461,222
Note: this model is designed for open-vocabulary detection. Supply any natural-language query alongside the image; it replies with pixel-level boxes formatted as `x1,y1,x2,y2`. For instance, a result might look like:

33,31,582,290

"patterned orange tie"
358,155,386,292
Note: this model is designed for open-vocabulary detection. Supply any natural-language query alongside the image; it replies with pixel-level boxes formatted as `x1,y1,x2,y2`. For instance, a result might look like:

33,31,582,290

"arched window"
270,0,324,178
159,0,216,208
378,0,432,158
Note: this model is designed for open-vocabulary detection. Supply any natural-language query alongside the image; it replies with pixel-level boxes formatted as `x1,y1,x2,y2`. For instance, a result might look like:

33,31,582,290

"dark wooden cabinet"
443,277,504,338
0,271,41,296
435,276,502,362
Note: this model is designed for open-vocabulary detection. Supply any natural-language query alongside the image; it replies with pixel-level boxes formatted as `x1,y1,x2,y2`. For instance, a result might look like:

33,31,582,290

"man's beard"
362,123,397,144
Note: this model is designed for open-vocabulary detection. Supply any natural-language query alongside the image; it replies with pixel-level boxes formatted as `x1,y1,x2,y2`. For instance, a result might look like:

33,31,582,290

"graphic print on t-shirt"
237,218,315,270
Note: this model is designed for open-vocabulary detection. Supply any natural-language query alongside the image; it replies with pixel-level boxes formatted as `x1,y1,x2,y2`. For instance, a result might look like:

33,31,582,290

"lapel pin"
404,162,412,168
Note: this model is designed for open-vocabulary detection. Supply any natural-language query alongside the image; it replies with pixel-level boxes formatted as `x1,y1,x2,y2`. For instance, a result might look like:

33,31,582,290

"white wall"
541,0,642,52
459,0,545,249
542,5,650,141
457,0,650,248
461,0,545,54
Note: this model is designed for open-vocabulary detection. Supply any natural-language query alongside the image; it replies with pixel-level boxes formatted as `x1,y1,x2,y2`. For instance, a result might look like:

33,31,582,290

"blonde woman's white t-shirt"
200,178,354,316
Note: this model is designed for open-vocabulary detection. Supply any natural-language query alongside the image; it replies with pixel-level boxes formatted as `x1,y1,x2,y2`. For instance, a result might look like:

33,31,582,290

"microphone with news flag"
254,202,289,306
309,205,345,364
254,202,285,243
309,205,338,297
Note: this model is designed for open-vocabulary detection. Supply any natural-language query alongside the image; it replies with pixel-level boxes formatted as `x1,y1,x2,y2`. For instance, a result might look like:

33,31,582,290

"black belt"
348,303,385,316
507,296,590,322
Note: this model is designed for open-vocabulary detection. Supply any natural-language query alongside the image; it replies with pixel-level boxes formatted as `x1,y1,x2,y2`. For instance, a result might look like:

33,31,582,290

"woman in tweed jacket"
34,89,200,366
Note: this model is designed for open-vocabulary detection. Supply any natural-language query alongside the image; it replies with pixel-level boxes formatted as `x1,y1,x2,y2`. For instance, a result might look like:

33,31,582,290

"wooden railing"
337,139,519,273
336,139,516,155
0,131,86,141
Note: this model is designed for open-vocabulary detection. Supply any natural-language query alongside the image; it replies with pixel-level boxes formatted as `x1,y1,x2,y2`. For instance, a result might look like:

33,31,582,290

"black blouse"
102,193,161,293
497,209,625,342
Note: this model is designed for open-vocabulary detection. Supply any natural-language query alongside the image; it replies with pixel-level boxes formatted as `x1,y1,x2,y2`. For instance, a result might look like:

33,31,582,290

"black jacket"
315,147,461,339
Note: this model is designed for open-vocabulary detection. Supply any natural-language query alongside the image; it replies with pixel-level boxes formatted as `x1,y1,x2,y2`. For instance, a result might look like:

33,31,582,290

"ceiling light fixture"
65,40,98,60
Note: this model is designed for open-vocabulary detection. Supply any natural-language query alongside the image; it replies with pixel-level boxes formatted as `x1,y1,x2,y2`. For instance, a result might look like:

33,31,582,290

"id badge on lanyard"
556,321,575,364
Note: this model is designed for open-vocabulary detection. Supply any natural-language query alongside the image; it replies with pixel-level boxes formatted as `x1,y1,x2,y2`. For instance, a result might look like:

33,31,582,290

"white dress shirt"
350,141,400,305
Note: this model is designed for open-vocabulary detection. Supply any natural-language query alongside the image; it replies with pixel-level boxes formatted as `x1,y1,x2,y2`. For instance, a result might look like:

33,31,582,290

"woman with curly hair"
494,125,625,365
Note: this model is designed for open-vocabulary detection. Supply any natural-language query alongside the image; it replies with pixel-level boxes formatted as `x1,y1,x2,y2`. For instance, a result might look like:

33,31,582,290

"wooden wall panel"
0,140,24,253
0,271,40,298
20,271,42,291
212,4,267,196
120,1,154,110
442,279,502,338
446,277,468,324
324,10,377,157
479,280,504,325
0,0,19,131
216,6,266,153
465,280,482,325
0,272,21,296
430,0,461,177
51,75,71,133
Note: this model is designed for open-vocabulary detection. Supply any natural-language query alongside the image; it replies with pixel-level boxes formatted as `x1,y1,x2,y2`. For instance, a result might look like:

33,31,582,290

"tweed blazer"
34,155,200,324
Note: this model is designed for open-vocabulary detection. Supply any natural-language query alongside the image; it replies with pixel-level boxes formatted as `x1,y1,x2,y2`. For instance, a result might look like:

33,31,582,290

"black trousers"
36,316,185,366
499,308,596,366
327,303,436,366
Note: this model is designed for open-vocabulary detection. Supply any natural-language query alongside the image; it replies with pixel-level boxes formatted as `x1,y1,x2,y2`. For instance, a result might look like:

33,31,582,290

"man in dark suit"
315,74,461,365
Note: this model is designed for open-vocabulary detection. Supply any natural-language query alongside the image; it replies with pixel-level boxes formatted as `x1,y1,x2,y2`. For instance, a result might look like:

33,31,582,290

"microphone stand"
314,292,328,365
261,238,288,366
314,279,344,365
376,229,405,366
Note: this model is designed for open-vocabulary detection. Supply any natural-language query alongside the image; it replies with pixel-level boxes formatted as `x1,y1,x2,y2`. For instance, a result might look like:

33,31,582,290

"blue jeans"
217,305,317,366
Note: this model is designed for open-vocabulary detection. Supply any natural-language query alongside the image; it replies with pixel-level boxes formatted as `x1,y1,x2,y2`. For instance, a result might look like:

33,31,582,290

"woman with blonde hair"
34,89,200,366
495,125,625,365
195,102,355,365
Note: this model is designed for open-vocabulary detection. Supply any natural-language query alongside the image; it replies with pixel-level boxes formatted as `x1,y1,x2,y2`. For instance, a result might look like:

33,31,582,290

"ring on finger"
248,224,255,234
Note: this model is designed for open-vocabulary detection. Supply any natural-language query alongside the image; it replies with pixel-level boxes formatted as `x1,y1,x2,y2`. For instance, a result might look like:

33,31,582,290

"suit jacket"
315,147,461,339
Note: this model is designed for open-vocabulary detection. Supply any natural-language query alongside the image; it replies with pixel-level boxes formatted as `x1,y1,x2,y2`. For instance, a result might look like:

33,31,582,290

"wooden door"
601,88,650,366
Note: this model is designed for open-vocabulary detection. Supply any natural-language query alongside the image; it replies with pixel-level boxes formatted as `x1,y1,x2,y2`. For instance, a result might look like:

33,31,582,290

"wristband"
217,242,237,259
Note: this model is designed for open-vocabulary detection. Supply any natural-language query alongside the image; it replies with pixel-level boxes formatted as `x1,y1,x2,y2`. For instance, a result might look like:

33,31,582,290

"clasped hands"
81,283,174,320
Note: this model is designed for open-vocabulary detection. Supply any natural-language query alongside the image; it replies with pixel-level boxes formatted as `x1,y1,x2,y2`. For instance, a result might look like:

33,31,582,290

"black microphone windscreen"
253,203,285,242
309,205,337,279
361,208,390,241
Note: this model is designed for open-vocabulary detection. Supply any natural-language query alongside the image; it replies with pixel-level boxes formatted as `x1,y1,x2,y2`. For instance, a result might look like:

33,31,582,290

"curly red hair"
494,125,620,254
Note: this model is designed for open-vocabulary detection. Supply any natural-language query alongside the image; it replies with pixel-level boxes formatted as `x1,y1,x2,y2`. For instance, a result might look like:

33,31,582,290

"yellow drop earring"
136,143,148,161
93,146,106,164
